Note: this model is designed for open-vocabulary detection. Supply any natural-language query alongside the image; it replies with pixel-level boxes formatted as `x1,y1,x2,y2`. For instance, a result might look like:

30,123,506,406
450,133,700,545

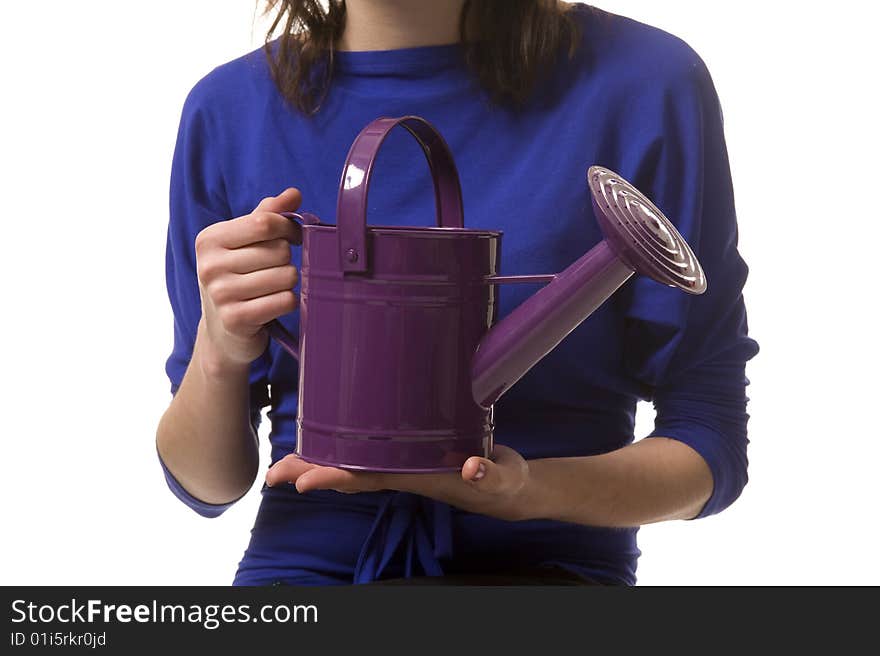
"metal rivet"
346,248,359,263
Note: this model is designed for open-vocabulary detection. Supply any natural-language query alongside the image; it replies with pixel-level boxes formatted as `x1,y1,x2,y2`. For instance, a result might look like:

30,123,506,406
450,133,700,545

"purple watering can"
267,116,706,472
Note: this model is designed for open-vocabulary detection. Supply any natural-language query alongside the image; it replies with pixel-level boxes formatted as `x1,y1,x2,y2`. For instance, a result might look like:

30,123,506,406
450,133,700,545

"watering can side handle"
266,319,299,361
336,116,464,274
262,211,322,361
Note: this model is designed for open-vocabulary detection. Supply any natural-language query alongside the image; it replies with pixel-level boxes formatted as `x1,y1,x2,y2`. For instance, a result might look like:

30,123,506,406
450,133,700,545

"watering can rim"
300,222,502,239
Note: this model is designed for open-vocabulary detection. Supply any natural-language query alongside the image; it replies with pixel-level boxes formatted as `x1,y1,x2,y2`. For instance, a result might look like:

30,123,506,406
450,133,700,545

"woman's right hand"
195,188,303,369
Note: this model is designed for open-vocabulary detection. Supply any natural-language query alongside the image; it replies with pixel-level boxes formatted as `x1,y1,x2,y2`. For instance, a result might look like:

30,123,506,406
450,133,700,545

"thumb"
256,187,302,213
461,456,503,493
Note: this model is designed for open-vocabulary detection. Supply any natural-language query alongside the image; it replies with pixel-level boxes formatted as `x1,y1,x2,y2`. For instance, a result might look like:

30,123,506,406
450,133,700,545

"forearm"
523,437,714,528
155,318,259,505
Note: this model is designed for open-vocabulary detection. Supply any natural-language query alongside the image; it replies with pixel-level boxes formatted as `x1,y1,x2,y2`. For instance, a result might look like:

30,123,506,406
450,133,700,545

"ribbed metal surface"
588,166,706,294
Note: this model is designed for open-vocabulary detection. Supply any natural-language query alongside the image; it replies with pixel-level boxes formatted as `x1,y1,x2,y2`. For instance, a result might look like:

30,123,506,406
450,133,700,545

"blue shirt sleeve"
617,46,759,518
159,76,272,517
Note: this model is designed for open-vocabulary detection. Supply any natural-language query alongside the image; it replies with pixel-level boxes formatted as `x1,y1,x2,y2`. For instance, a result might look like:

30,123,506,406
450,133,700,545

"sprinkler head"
587,166,707,295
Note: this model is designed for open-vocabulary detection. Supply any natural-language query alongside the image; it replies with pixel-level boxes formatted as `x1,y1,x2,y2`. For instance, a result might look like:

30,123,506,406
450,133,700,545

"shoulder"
178,44,277,131
569,4,715,98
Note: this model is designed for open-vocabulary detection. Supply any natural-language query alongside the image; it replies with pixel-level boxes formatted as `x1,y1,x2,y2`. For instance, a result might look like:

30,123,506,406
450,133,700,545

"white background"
1,1,877,586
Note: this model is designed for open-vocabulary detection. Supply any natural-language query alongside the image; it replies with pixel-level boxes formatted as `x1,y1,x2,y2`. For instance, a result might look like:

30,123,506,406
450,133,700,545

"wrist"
195,318,251,381
517,456,603,524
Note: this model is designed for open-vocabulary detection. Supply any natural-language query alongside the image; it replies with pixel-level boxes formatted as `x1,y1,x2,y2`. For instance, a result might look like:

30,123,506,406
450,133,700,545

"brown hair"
263,0,583,114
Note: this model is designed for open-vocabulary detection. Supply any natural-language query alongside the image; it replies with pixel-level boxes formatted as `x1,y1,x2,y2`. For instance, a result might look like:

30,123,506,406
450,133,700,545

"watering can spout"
471,241,633,408
470,166,706,409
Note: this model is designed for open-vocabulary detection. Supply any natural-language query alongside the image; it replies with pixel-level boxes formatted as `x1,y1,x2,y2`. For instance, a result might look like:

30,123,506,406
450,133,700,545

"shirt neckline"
332,43,466,78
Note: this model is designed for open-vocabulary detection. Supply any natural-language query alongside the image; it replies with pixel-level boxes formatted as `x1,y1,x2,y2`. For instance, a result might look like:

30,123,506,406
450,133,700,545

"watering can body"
267,116,706,472
281,222,502,471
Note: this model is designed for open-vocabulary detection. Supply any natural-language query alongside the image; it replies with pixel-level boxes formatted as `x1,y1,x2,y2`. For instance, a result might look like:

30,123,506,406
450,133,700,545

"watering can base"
295,455,467,474
296,425,493,473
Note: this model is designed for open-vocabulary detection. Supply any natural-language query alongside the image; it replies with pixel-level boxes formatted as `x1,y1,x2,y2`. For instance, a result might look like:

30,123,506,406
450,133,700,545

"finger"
464,445,527,493
489,444,523,466
255,187,302,214
219,211,302,249
461,456,504,493
265,454,319,487
220,290,299,334
296,467,382,493
208,266,299,305
296,468,386,494
223,239,294,274
197,241,292,282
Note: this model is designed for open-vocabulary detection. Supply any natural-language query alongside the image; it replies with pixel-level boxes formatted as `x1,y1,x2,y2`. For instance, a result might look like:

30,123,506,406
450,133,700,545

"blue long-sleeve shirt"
161,6,758,585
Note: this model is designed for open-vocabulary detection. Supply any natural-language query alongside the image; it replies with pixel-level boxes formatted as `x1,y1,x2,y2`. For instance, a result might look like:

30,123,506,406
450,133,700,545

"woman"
156,0,759,585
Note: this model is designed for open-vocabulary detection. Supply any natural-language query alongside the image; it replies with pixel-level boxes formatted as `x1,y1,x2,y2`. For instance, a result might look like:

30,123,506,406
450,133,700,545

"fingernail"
473,463,487,481
266,479,273,487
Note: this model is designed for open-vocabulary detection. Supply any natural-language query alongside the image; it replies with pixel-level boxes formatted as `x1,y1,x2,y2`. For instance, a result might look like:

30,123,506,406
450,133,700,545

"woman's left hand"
265,445,536,522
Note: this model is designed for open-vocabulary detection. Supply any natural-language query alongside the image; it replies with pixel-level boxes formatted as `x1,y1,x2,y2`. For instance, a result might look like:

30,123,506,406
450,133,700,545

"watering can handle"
264,211,322,362
336,116,464,274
